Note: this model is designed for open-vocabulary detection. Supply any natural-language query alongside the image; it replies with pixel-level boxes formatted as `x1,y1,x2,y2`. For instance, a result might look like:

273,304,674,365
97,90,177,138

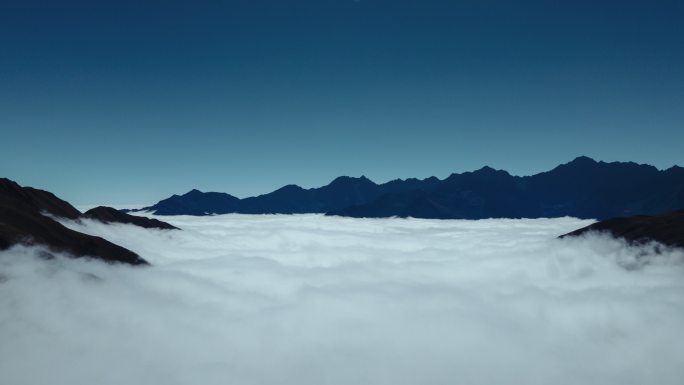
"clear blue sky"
1,0,683,205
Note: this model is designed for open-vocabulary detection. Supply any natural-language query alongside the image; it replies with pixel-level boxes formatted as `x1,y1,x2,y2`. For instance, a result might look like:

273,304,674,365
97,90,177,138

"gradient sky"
1,0,683,205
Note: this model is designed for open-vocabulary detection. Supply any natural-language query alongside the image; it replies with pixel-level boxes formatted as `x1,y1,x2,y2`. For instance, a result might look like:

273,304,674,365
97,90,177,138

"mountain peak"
273,184,305,194
548,156,599,173
476,165,496,172
471,165,510,177
568,155,597,165
184,189,204,196
0,177,81,219
329,175,375,186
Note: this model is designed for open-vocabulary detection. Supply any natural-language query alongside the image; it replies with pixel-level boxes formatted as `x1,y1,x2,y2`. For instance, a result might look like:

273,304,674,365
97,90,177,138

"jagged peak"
570,155,597,164
273,184,305,193
546,156,597,171
568,157,659,171
547,156,598,172
475,165,497,173
184,188,204,196
468,165,510,176
182,189,238,197
329,175,376,185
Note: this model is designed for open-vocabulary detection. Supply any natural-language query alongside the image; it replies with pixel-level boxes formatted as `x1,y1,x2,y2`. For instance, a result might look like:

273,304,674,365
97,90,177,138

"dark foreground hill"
135,157,684,220
0,178,150,265
83,206,179,230
561,210,684,249
0,177,81,220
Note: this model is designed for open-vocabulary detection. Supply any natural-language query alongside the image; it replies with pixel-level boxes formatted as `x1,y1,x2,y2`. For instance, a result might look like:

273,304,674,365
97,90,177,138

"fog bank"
1,215,683,385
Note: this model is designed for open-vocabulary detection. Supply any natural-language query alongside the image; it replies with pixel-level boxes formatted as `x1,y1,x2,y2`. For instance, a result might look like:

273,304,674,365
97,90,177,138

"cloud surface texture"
1,214,683,385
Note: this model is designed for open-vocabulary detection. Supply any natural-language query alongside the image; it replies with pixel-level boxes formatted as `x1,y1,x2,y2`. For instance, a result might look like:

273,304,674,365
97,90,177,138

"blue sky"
1,0,683,205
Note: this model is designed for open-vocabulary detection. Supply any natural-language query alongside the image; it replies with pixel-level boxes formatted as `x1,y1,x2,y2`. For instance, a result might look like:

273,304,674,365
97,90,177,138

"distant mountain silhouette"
137,175,441,215
330,157,684,219
82,206,179,230
136,157,684,220
0,178,148,265
561,209,684,249
141,189,242,215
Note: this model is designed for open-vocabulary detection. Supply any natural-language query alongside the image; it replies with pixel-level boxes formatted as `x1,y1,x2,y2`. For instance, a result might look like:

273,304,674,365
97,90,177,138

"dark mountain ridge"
1,178,179,265
561,209,684,249
332,157,684,219
0,178,148,265
0,177,81,220
82,206,179,230
140,189,241,216
136,174,441,215
135,157,684,220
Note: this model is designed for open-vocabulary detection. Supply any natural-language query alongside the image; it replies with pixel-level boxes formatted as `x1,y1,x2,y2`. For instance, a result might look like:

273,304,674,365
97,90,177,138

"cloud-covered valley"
1,215,684,385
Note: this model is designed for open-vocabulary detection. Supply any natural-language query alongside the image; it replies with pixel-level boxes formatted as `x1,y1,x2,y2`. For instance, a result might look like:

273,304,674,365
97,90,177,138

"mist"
1,214,683,385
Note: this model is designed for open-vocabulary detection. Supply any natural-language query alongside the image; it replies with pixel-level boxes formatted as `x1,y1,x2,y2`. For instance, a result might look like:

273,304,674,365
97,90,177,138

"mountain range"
3,161,684,262
133,157,684,220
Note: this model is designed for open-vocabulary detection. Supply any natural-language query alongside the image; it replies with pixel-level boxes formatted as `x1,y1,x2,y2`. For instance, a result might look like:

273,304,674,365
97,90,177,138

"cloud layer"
2,215,684,385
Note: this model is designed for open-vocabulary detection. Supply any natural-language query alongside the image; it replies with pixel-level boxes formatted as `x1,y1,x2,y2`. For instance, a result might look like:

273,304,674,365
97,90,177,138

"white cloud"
1,215,684,385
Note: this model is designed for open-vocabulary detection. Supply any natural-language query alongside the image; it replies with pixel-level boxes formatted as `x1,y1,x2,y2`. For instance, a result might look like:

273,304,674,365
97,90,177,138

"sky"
2,215,684,384
1,0,683,205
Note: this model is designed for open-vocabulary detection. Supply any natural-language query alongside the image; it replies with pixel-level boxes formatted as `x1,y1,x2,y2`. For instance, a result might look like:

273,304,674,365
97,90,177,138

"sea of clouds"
1,214,684,385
